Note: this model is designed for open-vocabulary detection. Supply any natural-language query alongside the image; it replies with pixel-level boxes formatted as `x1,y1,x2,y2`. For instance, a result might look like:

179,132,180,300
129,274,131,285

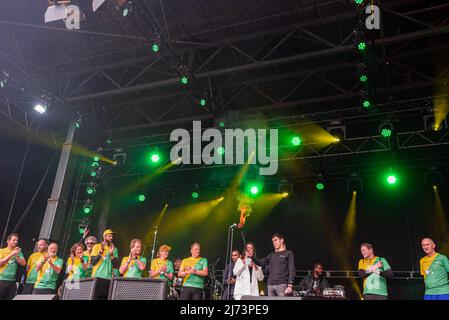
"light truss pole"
38,119,78,242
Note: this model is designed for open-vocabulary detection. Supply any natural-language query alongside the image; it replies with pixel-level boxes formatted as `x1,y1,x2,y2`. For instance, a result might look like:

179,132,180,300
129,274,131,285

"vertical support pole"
38,119,77,241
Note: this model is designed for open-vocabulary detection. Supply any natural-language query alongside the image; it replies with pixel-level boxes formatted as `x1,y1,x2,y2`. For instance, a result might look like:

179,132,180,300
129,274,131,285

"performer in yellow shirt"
120,239,146,278
150,244,174,283
66,243,87,280
23,238,48,294
0,233,26,300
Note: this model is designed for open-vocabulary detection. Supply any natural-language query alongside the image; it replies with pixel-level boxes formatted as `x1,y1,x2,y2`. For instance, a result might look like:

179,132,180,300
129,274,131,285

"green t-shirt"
181,257,208,289
0,248,24,281
91,244,119,279
34,257,63,290
358,256,391,296
421,253,449,295
121,256,147,278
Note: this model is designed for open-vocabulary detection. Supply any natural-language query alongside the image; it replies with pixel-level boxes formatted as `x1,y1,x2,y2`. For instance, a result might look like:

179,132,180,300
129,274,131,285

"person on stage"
33,242,63,294
233,243,264,300
420,237,449,300
150,244,174,282
178,242,208,300
91,229,119,279
23,238,48,294
358,243,393,300
255,233,296,296
0,233,26,300
295,262,329,295
120,239,147,278
66,243,87,281
222,249,240,300
83,235,97,277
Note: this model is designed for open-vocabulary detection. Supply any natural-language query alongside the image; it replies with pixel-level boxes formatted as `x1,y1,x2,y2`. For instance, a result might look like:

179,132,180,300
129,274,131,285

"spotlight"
347,174,363,193
217,146,225,155
353,0,364,5
247,182,263,196
138,193,146,202
424,170,443,187
86,183,97,195
180,75,189,85
199,98,207,107
316,182,325,191
279,183,293,196
423,114,447,131
120,1,133,17
385,169,398,186
89,167,101,178
327,126,346,142
291,135,302,146
379,120,393,138
357,63,368,83
34,103,47,114
149,150,161,164
82,201,93,215
360,90,371,109
0,70,10,88
78,218,90,234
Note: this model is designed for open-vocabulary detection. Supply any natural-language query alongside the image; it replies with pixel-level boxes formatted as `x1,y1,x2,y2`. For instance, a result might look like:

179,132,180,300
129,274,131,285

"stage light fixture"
316,182,325,190
291,135,302,146
247,182,262,196
82,202,93,215
357,63,368,83
0,70,10,88
279,183,293,196
327,126,346,142
138,193,146,202
379,121,393,138
424,170,443,187
423,114,447,131
150,152,160,163
200,98,207,107
180,75,189,85
347,174,363,193
152,43,160,53
354,0,364,5
78,218,90,234
34,103,47,114
86,183,97,195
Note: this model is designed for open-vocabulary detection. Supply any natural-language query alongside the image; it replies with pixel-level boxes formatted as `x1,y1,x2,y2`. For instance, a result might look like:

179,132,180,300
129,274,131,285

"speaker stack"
108,278,168,300
61,277,110,300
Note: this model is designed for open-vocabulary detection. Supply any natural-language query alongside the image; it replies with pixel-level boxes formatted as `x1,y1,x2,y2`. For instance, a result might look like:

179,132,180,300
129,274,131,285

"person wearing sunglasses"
83,235,97,277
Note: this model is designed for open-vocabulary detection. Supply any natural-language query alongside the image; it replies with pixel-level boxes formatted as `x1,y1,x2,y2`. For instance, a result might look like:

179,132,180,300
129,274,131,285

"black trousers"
0,280,17,300
33,288,56,295
22,283,35,294
181,286,203,300
364,294,388,300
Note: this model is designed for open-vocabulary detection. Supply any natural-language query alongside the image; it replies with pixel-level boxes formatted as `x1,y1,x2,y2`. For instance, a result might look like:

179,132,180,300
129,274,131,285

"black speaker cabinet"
240,295,303,300
61,277,110,300
13,294,58,300
108,278,168,300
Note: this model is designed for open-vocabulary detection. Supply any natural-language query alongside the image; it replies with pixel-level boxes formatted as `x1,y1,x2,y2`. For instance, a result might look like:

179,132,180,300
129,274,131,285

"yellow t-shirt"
91,244,118,278
420,253,438,279
26,252,46,284
66,257,86,280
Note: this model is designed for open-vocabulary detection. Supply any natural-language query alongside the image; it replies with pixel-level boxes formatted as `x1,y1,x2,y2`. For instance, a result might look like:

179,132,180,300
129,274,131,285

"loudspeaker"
108,278,168,300
61,277,110,300
14,294,57,300
240,295,303,300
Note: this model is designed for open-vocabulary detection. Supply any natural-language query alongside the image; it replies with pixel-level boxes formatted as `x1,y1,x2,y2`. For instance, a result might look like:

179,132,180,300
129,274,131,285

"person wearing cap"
90,229,119,279
120,239,147,278
150,244,174,283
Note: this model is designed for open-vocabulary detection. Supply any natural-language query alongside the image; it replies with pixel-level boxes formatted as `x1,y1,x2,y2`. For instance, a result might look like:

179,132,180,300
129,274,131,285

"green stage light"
138,194,146,202
316,182,325,190
387,175,397,185
90,171,97,177
122,8,129,16
357,41,367,52
91,161,100,167
219,121,225,128
83,203,93,214
180,76,188,85
354,0,364,5
381,128,392,138
94,156,100,162
291,136,302,146
150,152,161,163
78,226,86,234
152,43,159,53
200,99,206,107
217,146,225,155
86,186,96,195
250,186,259,195
360,75,368,83
191,191,199,199
363,100,371,108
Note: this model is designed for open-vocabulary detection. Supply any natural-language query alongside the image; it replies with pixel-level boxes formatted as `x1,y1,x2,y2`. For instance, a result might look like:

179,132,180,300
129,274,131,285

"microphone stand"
150,226,158,266
222,223,236,300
